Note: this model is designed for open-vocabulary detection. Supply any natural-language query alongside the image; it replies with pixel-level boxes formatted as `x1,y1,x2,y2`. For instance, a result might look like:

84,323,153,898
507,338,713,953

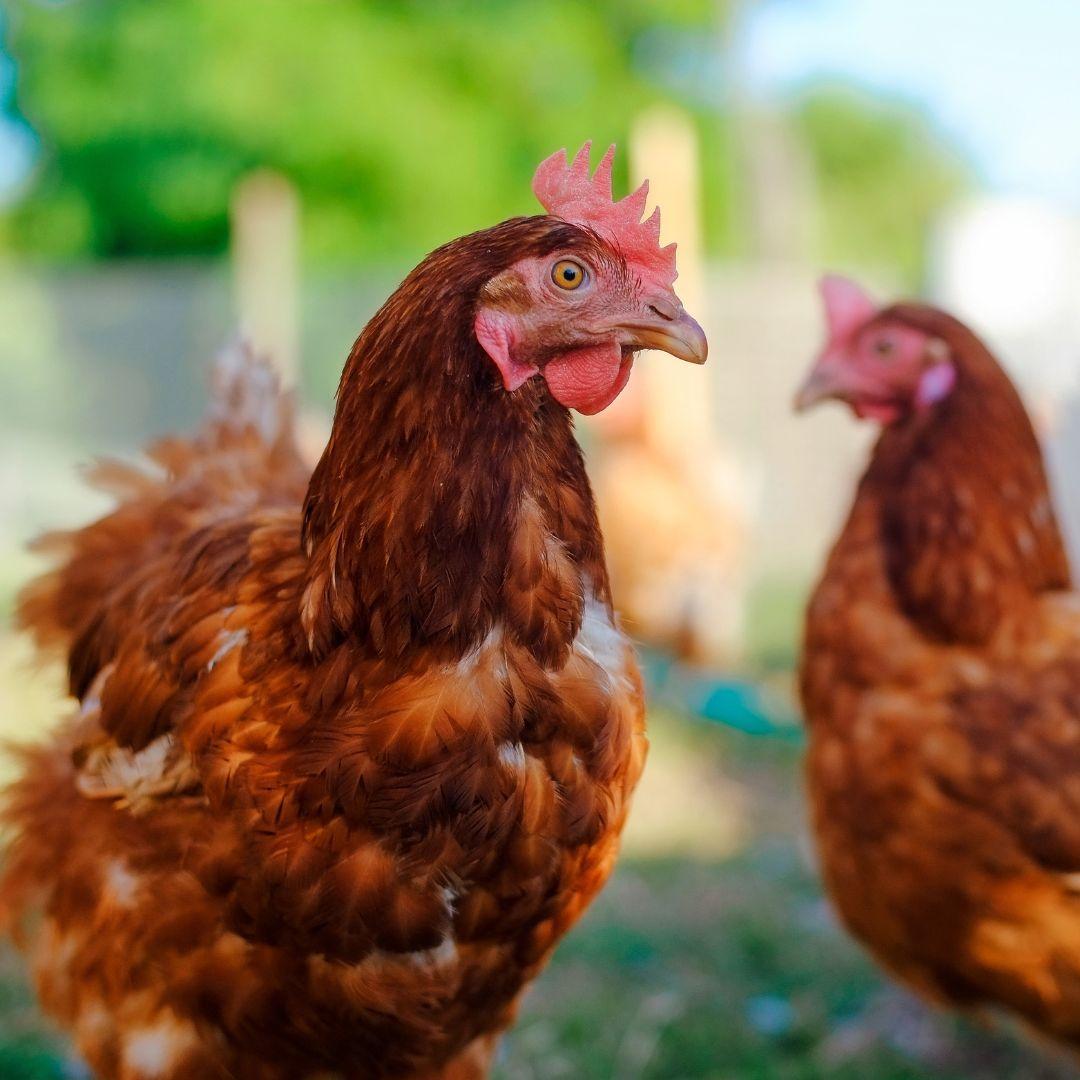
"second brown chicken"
798,275,1080,1045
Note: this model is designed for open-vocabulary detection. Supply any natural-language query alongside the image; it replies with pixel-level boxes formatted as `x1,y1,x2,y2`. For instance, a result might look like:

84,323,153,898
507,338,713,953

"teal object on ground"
638,647,803,741
687,679,801,739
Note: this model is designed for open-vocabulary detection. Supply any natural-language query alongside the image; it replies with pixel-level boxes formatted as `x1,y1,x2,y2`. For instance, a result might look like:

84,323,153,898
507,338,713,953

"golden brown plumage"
0,197,700,1077
799,290,1080,1044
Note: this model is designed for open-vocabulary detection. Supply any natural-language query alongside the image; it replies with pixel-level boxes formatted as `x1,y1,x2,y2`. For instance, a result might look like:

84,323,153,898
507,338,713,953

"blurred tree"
0,0,714,260
795,85,970,283
0,0,967,277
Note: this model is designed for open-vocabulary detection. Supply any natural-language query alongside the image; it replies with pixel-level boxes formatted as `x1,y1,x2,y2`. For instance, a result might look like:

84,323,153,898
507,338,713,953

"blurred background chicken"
0,147,707,1079
798,277,1080,1048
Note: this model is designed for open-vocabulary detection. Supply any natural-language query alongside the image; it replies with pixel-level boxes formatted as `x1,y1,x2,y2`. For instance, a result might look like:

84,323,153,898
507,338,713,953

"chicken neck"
858,304,1070,644
300,224,610,667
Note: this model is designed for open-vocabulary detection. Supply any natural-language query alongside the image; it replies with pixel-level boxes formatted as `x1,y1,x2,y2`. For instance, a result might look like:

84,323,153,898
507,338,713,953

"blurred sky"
743,0,1080,208
1,1,1078,208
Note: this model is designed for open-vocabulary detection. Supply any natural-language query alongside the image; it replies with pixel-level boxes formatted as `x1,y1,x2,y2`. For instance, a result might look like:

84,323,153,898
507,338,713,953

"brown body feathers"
800,305,1080,1042
2,218,646,1078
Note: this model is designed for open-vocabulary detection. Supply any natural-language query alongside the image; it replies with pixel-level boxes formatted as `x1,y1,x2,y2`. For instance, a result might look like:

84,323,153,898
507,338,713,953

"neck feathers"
865,306,1070,644
299,227,608,665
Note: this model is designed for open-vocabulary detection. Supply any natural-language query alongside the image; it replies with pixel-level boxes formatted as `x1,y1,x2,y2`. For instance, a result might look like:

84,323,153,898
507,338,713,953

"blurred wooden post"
630,108,715,469
590,107,746,667
230,171,300,385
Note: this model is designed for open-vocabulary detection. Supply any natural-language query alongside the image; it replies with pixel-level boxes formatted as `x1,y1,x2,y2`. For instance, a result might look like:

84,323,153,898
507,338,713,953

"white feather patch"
123,1016,199,1077
497,742,527,769
575,588,634,691
207,628,248,671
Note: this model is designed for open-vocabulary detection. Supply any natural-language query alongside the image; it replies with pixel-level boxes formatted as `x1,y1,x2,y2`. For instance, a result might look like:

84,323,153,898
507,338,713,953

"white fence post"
230,171,300,385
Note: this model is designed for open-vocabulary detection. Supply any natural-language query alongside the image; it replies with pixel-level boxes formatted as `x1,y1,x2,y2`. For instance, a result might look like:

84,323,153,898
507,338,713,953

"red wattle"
543,342,633,415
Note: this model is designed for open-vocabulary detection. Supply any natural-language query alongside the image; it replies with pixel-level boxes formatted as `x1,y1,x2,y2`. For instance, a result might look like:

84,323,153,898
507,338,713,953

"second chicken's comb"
533,142,677,288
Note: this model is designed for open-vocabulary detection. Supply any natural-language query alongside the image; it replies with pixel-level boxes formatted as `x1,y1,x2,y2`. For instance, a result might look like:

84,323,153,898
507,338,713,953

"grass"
0,650,1074,1078
742,575,811,675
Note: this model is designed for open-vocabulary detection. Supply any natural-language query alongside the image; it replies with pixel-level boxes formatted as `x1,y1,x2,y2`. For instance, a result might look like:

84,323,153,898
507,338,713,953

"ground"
496,724,1080,1080
0,636,1076,1078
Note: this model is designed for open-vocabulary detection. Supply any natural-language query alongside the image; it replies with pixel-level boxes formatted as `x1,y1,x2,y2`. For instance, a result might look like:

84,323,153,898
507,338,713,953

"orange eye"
551,259,587,290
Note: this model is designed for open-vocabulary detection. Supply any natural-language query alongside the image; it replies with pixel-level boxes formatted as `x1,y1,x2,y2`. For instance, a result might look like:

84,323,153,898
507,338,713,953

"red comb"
819,274,878,346
532,142,678,289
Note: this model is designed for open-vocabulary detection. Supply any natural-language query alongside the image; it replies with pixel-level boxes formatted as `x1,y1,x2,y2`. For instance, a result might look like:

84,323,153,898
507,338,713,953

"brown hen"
0,145,706,1079
797,275,1080,1046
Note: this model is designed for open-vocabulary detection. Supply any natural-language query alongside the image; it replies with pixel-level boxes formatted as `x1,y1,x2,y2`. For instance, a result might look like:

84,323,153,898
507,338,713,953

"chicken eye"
873,337,896,359
551,260,587,291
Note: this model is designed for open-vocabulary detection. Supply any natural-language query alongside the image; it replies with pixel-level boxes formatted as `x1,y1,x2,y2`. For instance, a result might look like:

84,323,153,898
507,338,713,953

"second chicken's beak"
618,300,708,365
794,361,845,411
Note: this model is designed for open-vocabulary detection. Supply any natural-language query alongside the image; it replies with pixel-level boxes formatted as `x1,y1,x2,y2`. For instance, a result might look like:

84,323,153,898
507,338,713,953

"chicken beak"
794,361,844,412
619,301,708,365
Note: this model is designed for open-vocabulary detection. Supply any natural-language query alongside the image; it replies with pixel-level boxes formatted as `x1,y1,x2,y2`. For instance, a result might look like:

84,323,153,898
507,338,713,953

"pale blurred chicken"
594,432,746,664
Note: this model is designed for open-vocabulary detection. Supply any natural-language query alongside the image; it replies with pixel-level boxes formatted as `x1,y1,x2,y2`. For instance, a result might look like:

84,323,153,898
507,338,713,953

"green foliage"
1,0,712,260
1,1,969,278
794,85,970,283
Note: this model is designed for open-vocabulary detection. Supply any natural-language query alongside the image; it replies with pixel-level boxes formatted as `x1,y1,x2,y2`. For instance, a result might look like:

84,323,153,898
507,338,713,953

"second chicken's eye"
551,260,587,291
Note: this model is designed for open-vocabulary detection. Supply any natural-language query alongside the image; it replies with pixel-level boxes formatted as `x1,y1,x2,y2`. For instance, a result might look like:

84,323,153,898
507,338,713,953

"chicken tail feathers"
200,339,296,453
15,340,307,668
